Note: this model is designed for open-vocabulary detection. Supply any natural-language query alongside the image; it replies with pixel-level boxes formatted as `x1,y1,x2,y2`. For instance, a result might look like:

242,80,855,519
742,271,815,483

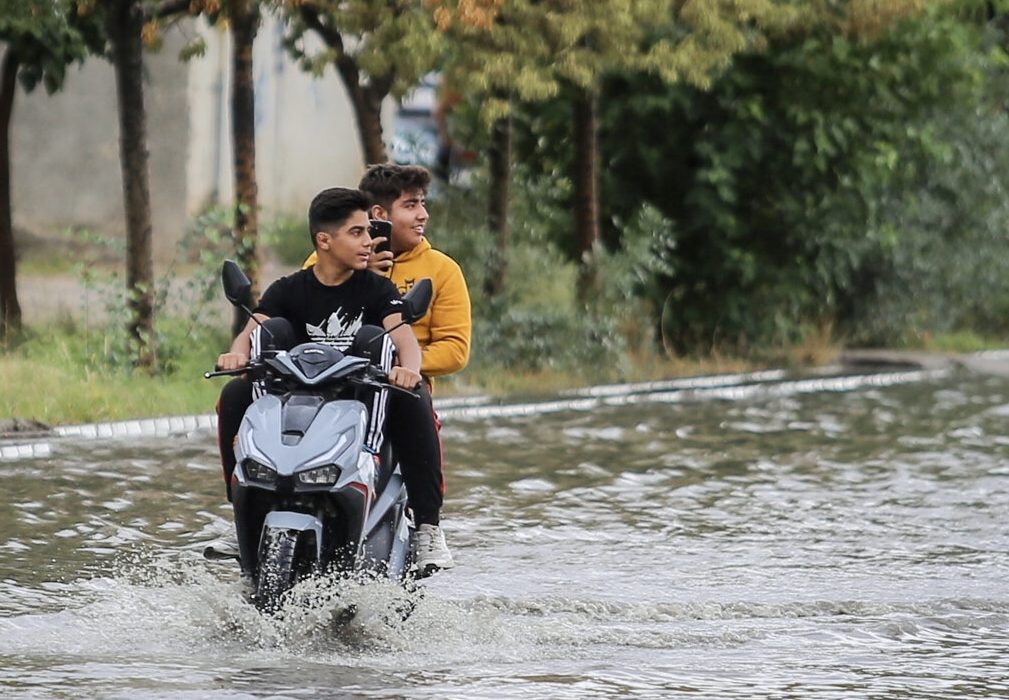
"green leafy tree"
2,0,194,362
427,1,510,296
146,0,263,332
593,5,988,353
282,0,444,164
86,0,196,367
0,0,103,343
97,0,160,367
433,0,802,301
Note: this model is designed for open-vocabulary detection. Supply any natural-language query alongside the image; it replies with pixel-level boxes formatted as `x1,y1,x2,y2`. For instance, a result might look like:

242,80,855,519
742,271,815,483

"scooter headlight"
243,458,277,484
298,464,340,486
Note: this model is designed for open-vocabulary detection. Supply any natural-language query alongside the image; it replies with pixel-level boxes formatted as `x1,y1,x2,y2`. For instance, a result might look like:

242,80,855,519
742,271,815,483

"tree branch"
147,0,194,22
298,3,345,55
298,3,362,94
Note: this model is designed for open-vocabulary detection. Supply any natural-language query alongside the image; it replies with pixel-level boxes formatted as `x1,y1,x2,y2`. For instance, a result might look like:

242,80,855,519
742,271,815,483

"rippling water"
2,370,1009,698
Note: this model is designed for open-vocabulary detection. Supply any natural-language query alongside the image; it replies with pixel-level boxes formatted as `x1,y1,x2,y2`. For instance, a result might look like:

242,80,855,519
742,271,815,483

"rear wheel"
255,529,299,612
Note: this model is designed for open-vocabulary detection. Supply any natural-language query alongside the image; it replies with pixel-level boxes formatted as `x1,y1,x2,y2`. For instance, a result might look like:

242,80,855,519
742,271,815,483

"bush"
261,213,310,267
497,11,1009,354
53,210,237,374
631,15,1009,351
432,171,659,378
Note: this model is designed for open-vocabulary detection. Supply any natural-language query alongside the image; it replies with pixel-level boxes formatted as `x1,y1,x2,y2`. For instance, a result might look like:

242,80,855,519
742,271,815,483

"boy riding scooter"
304,164,472,568
215,187,451,577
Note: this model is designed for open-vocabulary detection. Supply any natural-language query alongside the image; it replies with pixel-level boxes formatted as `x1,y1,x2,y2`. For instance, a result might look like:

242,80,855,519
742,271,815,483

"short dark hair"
358,163,431,210
307,187,370,248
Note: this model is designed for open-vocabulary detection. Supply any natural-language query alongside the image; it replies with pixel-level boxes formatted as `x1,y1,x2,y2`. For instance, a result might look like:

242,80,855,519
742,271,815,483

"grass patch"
0,355,224,425
5,319,1003,428
2,320,773,426
1,325,228,425
918,331,1009,354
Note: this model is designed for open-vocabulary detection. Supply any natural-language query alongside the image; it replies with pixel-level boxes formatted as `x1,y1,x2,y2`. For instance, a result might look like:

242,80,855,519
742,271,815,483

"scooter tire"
255,529,298,613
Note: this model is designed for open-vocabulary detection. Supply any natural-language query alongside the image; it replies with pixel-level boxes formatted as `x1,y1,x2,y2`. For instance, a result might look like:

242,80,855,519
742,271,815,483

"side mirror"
400,278,433,324
222,260,252,308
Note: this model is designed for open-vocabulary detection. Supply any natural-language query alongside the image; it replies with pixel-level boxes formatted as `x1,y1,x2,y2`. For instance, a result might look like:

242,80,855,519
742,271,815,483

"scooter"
205,260,433,611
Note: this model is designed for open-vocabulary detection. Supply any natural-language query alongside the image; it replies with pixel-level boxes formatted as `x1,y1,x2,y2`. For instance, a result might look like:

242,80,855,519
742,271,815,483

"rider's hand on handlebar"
369,238,394,272
387,366,421,390
216,351,249,371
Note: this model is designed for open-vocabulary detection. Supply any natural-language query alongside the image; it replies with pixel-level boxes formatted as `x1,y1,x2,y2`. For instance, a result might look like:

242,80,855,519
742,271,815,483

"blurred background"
4,0,1009,421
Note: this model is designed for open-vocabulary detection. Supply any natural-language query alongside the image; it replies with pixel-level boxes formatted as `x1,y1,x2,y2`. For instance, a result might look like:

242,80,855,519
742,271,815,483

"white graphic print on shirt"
305,307,364,350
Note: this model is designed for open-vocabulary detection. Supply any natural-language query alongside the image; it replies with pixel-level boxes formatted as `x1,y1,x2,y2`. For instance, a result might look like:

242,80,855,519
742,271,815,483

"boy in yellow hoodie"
305,164,471,383
304,164,471,571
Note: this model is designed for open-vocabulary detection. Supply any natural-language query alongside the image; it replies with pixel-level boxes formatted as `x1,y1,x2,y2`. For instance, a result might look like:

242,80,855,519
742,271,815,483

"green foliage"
588,10,1006,353
177,35,207,61
282,0,444,101
0,322,227,424
434,0,802,123
593,202,678,337
846,72,1009,345
58,211,238,374
0,0,104,95
484,7,1009,356
261,213,309,267
431,169,670,378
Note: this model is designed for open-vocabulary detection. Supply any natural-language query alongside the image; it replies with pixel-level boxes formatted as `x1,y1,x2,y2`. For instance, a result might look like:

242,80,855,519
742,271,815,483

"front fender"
262,511,323,561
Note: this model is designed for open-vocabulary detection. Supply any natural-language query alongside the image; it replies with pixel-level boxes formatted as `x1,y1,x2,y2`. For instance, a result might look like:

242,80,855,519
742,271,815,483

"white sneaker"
204,530,240,562
414,523,455,577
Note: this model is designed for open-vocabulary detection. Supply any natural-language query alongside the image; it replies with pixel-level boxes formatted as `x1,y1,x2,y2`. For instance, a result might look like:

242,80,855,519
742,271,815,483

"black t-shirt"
254,268,403,350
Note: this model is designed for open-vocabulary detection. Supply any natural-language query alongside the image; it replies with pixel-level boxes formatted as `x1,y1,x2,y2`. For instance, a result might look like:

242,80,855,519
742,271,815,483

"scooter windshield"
268,343,370,386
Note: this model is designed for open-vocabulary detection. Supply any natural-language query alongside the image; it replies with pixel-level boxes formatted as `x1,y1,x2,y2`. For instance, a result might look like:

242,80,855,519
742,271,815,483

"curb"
0,361,962,461
55,414,217,439
0,395,494,461
0,414,217,460
6,347,1006,461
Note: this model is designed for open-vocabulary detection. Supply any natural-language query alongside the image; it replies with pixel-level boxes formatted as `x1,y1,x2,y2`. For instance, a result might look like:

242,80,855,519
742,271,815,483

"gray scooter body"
230,353,415,606
207,261,434,609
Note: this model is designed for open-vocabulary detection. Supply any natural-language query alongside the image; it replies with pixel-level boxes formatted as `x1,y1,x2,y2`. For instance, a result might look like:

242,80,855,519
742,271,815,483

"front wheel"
255,529,299,612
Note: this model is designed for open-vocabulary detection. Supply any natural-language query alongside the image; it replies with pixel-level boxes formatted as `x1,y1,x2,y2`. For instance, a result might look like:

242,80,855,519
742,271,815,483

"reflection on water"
2,370,1009,698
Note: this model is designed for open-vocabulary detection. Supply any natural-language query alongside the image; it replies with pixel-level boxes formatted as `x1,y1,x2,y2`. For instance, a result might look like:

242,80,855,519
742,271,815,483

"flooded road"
2,368,1008,698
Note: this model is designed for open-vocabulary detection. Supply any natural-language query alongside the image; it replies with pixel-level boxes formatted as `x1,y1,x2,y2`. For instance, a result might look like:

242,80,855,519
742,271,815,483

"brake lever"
349,374,420,399
388,383,420,399
373,368,421,398
204,360,261,379
204,366,248,379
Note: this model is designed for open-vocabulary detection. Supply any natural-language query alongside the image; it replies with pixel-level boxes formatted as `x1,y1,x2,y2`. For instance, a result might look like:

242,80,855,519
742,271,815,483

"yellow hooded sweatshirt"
304,237,471,381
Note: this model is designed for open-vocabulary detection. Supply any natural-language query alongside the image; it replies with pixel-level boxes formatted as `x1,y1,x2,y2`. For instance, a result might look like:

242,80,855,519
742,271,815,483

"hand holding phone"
368,219,394,271
369,220,392,252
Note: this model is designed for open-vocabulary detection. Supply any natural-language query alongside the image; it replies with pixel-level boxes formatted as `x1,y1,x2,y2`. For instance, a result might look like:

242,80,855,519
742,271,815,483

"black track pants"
216,377,253,502
386,383,444,526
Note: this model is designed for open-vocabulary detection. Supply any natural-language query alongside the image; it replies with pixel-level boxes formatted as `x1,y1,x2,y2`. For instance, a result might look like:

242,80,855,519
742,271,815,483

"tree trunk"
484,113,511,298
573,90,599,303
107,0,155,368
0,48,22,343
231,0,260,336
297,6,388,165
333,64,387,165
353,85,387,165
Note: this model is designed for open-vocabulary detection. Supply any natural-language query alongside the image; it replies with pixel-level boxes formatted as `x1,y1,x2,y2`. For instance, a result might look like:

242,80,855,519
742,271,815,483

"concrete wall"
12,28,189,261
11,15,382,263
186,17,381,222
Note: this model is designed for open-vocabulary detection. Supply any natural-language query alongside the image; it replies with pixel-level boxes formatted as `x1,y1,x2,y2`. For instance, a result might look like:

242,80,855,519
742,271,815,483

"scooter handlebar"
352,370,421,399
202,359,419,397
203,365,251,379
388,383,421,399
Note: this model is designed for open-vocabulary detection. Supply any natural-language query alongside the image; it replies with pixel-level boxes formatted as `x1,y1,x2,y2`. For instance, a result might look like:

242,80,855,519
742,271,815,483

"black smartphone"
369,220,393,253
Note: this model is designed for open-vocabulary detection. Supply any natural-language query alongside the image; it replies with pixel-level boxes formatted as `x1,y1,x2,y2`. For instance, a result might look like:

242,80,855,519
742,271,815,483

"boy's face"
378,188,428,255
315,209,373,270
